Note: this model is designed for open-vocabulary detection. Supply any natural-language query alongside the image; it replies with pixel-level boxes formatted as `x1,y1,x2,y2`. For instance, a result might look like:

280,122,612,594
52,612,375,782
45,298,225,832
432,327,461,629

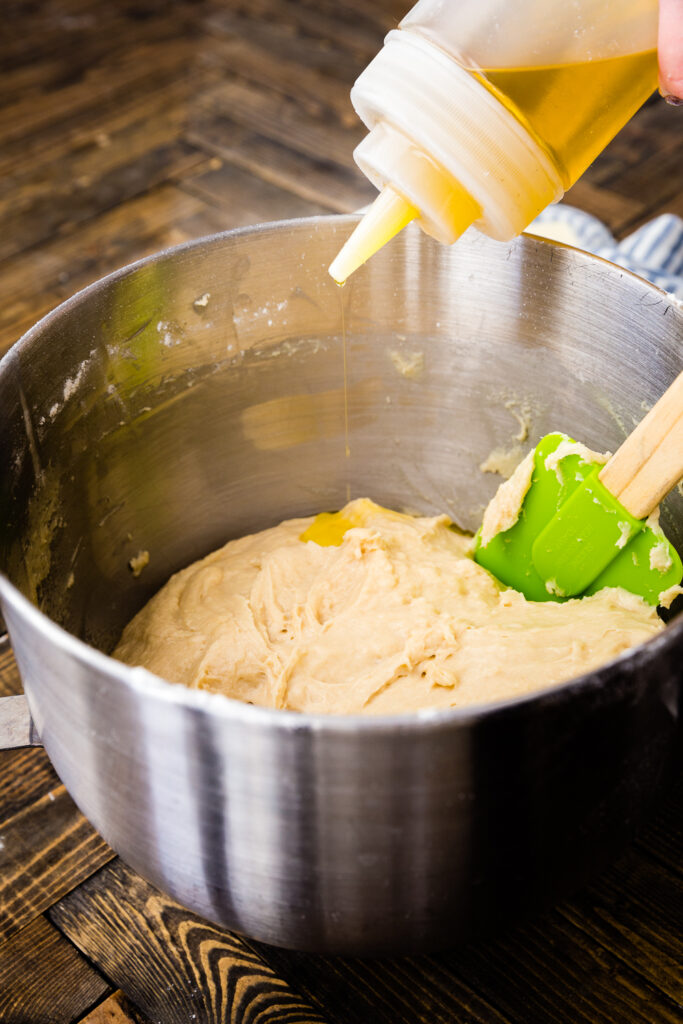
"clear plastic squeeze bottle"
329,0,659,283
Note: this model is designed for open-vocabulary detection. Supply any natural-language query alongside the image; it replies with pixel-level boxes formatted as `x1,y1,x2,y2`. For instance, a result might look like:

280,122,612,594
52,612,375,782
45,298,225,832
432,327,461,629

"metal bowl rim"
1,213,680,378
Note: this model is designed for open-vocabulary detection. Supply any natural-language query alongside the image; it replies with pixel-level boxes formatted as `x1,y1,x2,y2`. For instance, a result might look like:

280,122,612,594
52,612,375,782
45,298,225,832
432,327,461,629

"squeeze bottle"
329,0,659,283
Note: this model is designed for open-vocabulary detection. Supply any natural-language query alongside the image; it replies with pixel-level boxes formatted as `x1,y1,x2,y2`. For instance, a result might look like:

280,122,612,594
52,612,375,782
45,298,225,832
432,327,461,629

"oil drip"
339,283,351,503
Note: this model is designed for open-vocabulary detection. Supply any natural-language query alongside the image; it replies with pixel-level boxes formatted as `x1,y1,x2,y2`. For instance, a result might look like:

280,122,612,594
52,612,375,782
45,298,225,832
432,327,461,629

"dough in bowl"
113,498,663,714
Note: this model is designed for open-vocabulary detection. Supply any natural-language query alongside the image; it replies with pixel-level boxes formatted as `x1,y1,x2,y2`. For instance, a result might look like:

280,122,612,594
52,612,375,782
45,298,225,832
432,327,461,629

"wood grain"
50,859,330,1024
187,118,373,212
250,943,513,1024
195,78,365,170
560,851,683,1006
0,184,232,357
79,990,153,1024
0,747,59,824
431,912,683,1024
202,7,371,82
0,35,204,159
0,641,23,698
179,160,332,223
200,31,361,121
0,914,110,1024
255,901,683,1024
206,0,394,64
599,371,683,518
0,86,207,263
0,784,113,943
635,772,683,879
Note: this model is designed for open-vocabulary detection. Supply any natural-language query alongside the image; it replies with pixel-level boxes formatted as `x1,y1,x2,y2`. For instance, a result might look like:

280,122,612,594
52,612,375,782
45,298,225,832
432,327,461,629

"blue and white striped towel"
530,205,683,299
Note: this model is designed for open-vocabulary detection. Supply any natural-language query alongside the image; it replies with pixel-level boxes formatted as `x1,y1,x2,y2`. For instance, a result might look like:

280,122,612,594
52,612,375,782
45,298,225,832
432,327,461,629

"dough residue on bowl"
113,498,663,715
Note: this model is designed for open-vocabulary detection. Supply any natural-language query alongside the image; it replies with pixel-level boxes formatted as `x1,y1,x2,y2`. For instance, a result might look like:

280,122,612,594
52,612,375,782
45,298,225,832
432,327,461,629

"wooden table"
1,2,682,1021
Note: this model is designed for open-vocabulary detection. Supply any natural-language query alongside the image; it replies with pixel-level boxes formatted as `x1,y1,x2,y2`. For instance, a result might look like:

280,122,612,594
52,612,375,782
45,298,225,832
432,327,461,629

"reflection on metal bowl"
0,216,681,954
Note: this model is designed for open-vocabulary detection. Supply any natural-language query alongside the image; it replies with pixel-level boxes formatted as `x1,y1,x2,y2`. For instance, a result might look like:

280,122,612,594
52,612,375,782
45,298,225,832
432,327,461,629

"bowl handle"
0,695,42,749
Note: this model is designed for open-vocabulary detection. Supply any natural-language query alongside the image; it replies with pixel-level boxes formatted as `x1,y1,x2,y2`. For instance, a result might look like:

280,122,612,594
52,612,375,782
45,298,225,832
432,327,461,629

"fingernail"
662,93,683,106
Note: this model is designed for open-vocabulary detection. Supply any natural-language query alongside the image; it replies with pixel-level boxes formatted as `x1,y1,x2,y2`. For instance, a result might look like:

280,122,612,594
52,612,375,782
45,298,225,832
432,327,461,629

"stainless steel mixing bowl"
0,217,681,955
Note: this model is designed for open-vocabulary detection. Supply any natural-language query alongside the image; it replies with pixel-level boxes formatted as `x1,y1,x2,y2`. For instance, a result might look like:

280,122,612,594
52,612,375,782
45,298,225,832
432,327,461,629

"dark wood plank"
188,117,374,212
50,859,331,1024
0,71,215,183
0,35,209,163
249,943,513,1024
257,930,680,1024
205,0,392,65
0,785,113,943
179,160,333,223
0,641,23,698
1,0,212,85
558,847,683,1005
634,771,683,879
0,914,111,1024
201,8,371,82
196,78,366,170
0,747,60,824
0,183,234,358
0,83,207,263
200,32,361,120
431,906,683,1024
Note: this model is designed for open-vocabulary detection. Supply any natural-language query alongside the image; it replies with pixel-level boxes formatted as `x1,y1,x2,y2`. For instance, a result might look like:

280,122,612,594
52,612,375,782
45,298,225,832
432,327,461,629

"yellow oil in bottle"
478,49,658,186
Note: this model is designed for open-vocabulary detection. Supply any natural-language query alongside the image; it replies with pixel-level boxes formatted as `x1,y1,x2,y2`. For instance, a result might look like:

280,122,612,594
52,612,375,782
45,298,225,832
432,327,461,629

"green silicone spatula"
474,370,683,605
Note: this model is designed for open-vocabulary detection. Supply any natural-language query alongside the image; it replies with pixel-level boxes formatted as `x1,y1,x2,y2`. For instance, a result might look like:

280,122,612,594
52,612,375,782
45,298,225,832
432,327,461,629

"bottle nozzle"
329,187,418,284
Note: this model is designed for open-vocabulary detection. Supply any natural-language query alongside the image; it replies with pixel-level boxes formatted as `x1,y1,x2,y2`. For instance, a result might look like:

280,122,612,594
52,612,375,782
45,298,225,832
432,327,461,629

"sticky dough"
113,498,663,715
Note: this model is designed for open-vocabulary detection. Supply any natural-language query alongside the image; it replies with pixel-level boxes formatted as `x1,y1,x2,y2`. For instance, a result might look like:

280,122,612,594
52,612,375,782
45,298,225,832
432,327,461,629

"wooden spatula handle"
599,369,683,520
